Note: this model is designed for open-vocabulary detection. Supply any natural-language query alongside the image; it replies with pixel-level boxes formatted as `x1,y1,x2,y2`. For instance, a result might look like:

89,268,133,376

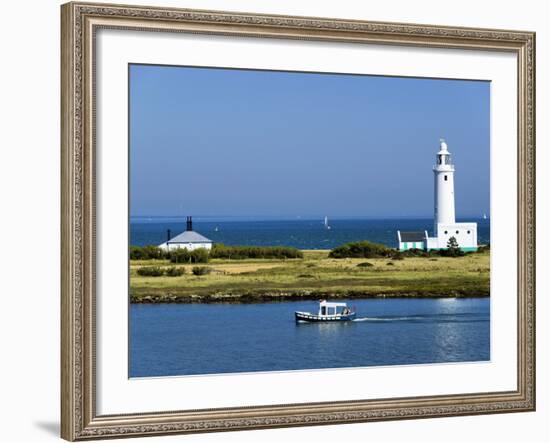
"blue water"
130,298,490,377
130,217,490,249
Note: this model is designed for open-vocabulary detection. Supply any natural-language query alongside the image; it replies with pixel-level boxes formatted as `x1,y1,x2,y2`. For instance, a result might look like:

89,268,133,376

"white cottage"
397,139,478,252
158,216,213,252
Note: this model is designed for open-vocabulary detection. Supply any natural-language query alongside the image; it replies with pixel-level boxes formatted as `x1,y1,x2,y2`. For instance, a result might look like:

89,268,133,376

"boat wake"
352,317,405,322
353,316,422,322
352,313,488,323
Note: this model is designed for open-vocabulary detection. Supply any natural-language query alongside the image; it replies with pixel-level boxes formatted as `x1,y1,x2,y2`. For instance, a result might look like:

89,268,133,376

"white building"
397,139,478,252
158,216,213,252
397,230,429,251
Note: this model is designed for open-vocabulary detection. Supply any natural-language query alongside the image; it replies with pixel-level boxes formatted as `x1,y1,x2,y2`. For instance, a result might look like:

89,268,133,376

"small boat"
295,300,356,322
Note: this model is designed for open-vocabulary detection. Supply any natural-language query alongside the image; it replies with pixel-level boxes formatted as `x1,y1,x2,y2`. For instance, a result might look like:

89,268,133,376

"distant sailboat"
324,216,331,230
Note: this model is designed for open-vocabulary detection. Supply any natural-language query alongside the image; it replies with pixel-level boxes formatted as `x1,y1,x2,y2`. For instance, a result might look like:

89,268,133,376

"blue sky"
130,64,490,218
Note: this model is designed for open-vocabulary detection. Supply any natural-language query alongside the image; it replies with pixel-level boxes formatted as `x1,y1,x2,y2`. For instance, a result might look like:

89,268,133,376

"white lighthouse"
397,139,478,252
433,139,456,232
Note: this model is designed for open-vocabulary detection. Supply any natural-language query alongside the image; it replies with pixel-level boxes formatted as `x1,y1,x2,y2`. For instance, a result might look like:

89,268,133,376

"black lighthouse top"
186,216,193,231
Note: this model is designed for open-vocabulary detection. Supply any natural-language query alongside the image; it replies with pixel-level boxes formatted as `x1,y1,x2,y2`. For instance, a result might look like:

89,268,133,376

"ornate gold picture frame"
61,2,535,440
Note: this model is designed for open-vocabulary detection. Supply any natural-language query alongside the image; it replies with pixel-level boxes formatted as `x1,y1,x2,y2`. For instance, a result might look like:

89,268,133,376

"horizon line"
130,214,489,220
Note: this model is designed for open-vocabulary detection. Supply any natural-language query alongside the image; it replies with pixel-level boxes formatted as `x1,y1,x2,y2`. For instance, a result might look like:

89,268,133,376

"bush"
357,262,374,268
398,248,428,258
169,248,209,264
192,266,212,276
130,245,166,260
477,244,490,253
438,248,465,257
210,244,303,260
136,266,164,277
329,241,392,259
165,267,185,277
386,262,395,266
438,237,465,257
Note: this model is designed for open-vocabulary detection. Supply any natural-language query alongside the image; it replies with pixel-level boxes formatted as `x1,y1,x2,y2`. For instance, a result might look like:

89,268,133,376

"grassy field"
130,250,490,303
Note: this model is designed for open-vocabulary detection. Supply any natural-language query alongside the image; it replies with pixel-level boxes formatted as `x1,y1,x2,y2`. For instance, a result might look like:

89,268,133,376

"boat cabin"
295,300,356,322
318,301,351,316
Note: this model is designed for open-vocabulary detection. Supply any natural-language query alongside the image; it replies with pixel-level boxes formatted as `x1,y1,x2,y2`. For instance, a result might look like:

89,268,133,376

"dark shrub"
386,262,395,266
438,237,465,257
399,248,428,258
129,246,144,260
210,244,302,260
169,248,209,264
165,267,185,277
130,245,166,260
357,262,374,267
439,249,465,257
169,249,187,263
297,274,315,279
477,244,490,253
190,248,209,263
329,241,392,259
136,266,164,277
192,266,212,276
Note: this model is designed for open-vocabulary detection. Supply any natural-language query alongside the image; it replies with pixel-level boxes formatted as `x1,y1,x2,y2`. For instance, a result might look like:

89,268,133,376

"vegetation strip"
130,249,490,303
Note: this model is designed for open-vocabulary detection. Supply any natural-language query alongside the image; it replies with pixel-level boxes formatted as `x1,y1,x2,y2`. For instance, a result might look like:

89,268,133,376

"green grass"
129,249,490,303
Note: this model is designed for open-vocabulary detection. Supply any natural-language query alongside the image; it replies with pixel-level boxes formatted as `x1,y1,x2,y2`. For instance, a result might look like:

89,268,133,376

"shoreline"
130,291,490,304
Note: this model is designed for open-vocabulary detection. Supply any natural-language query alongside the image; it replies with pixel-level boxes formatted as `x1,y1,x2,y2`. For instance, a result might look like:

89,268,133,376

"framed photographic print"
61,2,536,440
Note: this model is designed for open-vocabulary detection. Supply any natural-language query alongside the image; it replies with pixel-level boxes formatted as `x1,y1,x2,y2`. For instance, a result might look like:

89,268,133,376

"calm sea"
130,298,490,377
130,216,490,249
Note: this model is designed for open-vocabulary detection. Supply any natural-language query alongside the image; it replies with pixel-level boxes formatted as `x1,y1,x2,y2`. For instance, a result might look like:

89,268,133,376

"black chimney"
167,229,171,243
186,216,193,231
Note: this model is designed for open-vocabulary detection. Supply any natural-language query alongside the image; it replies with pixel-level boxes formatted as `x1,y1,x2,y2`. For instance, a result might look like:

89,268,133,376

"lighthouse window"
456,230,459,234
444,230,448,234
444,175,448,181
467,230,471,234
